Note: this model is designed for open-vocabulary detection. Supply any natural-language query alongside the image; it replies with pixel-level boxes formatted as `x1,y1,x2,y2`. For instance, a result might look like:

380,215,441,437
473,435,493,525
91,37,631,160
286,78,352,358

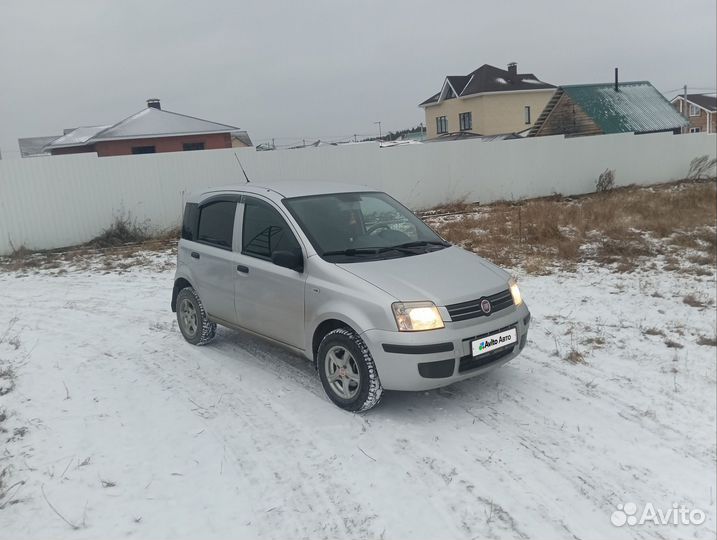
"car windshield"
283,191,449,262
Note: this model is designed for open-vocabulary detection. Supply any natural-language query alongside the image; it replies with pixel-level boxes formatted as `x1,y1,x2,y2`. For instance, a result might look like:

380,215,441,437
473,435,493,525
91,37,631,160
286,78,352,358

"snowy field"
1,247,715,540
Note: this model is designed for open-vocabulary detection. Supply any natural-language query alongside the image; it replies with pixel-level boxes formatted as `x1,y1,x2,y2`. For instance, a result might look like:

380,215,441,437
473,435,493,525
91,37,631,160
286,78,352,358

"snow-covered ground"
1,247,715,540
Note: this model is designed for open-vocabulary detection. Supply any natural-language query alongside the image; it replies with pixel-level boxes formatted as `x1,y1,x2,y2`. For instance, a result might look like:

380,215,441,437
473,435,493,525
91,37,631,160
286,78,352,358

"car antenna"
234,152,251,183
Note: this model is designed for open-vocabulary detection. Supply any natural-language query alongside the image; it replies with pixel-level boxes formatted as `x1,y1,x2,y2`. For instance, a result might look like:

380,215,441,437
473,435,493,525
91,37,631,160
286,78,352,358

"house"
529,81,689,137
419,63,556,138
17,135,60,157
43,99,250,157
231,130,253,147
670,94,716,134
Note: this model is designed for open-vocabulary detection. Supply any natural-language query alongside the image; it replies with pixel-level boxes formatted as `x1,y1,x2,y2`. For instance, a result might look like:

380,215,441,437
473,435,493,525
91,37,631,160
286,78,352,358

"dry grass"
697,335,717,347
643,327,665,337
0,219,179,274
428,179,717,274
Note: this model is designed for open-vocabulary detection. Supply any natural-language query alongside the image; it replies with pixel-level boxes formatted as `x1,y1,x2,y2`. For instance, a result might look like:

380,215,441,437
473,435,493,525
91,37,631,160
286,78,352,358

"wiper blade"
322,241,449,258
322,248,382,257
392,240,450,249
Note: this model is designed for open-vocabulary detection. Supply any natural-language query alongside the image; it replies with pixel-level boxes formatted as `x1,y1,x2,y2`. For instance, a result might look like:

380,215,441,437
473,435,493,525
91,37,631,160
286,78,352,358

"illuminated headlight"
392,301,445,331
509,278,523,306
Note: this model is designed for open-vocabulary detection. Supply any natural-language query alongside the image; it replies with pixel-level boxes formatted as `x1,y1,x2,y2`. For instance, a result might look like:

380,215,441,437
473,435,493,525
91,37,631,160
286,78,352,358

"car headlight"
392,301,445,331
509,278,523,306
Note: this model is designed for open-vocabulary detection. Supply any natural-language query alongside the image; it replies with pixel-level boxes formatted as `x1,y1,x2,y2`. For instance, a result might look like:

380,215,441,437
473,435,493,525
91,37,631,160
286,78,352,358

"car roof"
188,180,380,203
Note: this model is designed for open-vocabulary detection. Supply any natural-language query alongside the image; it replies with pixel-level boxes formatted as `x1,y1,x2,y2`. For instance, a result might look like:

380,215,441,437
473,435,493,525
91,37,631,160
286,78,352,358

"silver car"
172,181,530,411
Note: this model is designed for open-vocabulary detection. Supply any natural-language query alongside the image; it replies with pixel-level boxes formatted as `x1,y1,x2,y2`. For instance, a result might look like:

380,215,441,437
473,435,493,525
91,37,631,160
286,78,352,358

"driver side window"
242,197,301,260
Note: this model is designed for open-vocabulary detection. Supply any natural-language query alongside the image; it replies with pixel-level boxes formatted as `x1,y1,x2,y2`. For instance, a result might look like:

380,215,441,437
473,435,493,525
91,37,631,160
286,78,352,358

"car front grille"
446,289,513,322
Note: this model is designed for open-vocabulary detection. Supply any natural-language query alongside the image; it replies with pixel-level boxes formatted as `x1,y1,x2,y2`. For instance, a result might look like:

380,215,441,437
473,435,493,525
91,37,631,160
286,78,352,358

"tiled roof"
674,93,717,112
420,64,555,106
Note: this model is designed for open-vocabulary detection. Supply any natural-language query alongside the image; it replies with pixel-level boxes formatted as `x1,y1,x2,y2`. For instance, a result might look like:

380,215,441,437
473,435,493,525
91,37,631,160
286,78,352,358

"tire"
317,327,383,412
176,287,217,346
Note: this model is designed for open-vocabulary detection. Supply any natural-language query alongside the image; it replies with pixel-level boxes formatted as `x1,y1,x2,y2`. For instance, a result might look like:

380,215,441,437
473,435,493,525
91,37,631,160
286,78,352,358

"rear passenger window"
197,201,236,249
242,198,300,259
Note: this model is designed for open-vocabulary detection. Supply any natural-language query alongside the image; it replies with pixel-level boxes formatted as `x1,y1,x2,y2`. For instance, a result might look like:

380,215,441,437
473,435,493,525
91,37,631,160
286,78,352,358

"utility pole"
374,121,382,141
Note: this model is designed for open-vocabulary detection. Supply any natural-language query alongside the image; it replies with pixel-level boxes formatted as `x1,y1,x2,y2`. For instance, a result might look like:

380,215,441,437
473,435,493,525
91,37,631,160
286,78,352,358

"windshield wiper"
391,240,451,249
322,241,449,258
322,248,383,257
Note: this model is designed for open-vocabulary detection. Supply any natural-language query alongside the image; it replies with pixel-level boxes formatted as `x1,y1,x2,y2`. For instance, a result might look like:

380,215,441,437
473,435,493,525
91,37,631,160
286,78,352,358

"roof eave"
90,129,236,143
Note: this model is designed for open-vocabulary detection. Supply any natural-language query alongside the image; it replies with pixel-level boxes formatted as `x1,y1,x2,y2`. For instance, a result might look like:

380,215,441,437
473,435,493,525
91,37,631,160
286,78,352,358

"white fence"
0,131,714,255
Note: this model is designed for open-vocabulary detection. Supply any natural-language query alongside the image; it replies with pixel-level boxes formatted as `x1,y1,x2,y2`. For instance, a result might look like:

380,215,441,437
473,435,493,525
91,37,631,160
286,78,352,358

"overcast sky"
0,0,715,157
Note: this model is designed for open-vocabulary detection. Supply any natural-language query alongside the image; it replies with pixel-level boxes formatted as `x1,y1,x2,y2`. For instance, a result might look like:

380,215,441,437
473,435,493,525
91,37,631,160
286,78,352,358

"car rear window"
197,201,236,249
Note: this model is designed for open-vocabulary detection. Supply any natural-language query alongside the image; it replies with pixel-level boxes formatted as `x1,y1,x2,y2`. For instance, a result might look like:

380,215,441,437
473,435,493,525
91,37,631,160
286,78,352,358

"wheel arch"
311,318,355,366
171,277,193,312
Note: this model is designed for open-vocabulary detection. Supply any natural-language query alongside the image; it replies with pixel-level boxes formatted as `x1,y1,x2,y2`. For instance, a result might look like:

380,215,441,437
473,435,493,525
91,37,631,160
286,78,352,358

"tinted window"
181,203,199,240
132,145,155,154
197,201,236,249
242,198,300,259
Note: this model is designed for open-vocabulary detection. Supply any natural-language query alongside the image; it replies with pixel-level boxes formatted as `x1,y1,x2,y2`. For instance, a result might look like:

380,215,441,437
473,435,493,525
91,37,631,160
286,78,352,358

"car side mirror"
272,250,303,272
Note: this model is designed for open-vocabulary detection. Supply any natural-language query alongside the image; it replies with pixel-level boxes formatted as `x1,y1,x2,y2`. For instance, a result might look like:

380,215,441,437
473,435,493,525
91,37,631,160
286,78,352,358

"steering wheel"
367,223,393,235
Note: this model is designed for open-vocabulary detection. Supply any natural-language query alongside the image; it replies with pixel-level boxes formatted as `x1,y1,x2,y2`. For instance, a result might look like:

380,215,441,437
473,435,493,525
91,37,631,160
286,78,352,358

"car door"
188,196,241,324
234,195,307,349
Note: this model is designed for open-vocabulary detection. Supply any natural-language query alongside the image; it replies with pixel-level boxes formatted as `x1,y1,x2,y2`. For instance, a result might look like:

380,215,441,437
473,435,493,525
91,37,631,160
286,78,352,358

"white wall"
0,132,714,255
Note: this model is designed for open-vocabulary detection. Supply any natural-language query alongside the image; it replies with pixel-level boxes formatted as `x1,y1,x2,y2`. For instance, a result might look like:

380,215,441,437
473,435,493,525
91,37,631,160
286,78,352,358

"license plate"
471,328,517,357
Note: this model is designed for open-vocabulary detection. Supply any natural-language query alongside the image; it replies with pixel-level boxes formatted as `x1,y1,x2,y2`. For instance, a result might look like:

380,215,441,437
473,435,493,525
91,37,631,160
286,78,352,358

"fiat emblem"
480,298,492,314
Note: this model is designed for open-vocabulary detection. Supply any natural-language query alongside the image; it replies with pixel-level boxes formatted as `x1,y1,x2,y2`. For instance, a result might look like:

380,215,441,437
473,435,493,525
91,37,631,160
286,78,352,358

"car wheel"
176,287,217,346
317,327,383,412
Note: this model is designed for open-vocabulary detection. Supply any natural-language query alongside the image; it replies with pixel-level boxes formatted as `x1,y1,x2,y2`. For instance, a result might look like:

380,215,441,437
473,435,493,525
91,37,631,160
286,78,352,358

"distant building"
42,99,250,157
419,63,556,138
17,135,60,157
231,130,253,147
529,81,689,137
670,94,716,134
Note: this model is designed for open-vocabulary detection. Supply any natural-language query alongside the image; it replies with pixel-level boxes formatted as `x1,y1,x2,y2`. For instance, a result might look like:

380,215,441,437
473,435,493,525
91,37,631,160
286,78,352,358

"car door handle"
191,251,200,259
236,265,249,274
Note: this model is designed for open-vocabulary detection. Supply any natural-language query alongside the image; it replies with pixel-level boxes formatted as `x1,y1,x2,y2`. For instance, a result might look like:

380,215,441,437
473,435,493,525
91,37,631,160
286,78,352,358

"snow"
521,78,544,85
495,77,508,84
1,248,715,540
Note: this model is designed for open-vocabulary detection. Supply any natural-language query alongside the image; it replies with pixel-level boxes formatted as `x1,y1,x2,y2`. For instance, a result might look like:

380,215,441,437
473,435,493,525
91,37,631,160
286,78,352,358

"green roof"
562,81,689,134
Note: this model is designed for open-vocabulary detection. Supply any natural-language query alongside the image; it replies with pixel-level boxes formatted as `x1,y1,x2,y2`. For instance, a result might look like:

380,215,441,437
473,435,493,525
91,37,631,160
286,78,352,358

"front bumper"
361,303,530,391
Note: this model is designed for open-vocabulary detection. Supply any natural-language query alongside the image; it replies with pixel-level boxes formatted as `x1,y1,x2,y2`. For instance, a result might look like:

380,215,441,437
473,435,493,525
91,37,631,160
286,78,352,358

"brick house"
670,94,717,134
44,99,249,157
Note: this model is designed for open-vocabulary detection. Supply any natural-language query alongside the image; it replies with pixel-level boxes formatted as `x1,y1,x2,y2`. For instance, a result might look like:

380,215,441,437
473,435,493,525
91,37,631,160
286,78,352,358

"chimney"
147,98,161,110
507,62,517,78
614,68,619,92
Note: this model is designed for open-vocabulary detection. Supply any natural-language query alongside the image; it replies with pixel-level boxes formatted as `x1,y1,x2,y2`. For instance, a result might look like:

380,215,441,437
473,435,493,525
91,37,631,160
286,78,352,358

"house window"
197,200,236,249
689,104,700,116
459,112,472,131
689,127,701,133
183,142,205,151
524,106,531,124
436,116,448,134
132,145,155,154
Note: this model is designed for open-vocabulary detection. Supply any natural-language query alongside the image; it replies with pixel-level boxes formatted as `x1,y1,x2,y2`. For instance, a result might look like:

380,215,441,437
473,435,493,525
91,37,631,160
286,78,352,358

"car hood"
336,246,510,306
